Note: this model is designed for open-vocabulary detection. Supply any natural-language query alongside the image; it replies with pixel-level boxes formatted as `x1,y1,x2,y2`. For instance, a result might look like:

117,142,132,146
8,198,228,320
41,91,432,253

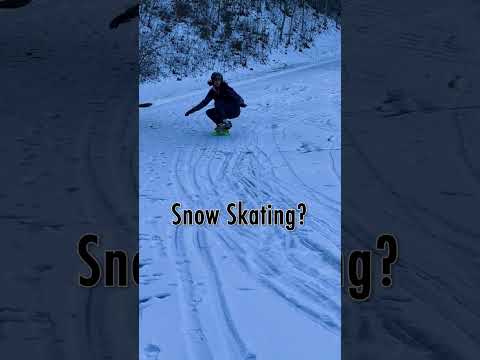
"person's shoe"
213,122,230,136
215,122,228,131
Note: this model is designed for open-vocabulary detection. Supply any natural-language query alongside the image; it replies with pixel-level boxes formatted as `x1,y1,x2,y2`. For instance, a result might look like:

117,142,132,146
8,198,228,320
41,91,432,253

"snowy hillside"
140,0,340,81
139,27,340,360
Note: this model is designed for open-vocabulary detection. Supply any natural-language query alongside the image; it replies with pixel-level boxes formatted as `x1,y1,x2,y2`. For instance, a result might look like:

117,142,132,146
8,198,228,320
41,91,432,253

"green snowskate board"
212,129,230,136
212,121,232,136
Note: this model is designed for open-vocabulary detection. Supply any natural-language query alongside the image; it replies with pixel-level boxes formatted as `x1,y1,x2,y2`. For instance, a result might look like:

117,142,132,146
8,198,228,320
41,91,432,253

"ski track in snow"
140,55,341,360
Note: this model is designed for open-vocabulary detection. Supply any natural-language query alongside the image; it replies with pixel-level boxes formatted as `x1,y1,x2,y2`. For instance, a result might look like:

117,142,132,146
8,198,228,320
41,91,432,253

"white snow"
140,28,341,360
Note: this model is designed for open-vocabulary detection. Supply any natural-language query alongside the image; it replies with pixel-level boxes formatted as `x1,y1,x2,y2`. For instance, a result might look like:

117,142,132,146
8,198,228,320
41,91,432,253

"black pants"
206,103,240,125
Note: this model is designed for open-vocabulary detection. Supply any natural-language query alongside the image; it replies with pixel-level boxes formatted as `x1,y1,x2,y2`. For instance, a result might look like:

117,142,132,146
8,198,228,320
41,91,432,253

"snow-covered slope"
139,30,340,360
140,0,338,80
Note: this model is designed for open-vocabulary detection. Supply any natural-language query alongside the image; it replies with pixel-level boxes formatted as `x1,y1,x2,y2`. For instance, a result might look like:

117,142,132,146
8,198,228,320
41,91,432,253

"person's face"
213,78,221,88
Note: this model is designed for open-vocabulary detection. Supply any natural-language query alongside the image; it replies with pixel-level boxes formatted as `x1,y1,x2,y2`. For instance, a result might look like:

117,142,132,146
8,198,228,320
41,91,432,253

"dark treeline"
140,0,340,81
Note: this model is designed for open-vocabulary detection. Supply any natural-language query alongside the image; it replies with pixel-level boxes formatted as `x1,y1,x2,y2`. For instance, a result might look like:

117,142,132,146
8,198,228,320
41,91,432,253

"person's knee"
206,108,215,119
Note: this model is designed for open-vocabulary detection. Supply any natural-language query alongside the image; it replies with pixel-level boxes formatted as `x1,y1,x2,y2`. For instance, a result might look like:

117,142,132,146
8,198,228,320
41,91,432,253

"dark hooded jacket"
189,82,245,114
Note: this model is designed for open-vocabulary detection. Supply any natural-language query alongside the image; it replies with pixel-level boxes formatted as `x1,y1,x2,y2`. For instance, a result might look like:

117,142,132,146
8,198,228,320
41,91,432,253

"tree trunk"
300,0,305,44
279,1,287,45
324,0,329,27
286,2,298,47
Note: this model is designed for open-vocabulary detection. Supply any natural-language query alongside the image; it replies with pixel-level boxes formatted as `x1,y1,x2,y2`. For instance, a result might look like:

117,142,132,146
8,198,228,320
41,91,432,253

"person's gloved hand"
185,109,193,116
240,102,247,108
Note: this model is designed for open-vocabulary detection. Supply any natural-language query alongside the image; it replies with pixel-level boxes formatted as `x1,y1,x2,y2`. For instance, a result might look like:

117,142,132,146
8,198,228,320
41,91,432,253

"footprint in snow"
144,343,161,360
298,142,313,153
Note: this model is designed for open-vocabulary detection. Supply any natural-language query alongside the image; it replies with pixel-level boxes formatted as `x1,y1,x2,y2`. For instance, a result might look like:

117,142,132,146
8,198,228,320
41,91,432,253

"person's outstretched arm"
185,90,214,116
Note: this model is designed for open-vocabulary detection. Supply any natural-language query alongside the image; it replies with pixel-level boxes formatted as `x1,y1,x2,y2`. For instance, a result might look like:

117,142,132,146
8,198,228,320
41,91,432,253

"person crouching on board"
185,72,247,131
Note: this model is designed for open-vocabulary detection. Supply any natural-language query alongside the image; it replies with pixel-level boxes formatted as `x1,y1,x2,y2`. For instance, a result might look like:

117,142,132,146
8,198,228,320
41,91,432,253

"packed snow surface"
140,29,340,360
